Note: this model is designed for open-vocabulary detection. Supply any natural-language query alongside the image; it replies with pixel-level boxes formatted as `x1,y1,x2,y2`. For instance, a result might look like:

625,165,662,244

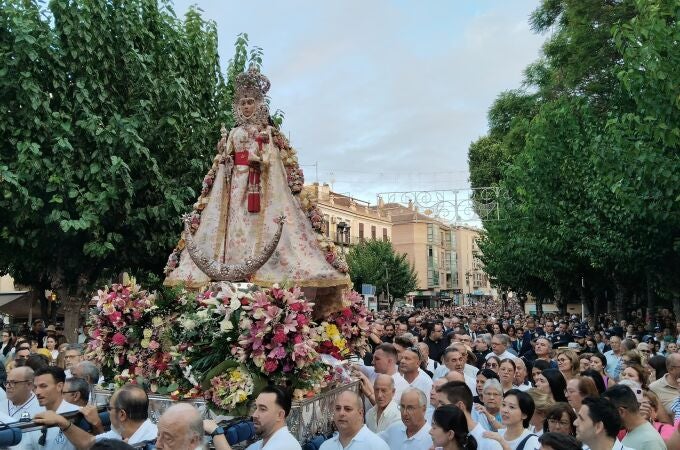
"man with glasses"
423,322,446,363
2,366,42,419
485,334,514,361
63,344,83,378
62,377,89,407
378,388,432,449
35,384,157,449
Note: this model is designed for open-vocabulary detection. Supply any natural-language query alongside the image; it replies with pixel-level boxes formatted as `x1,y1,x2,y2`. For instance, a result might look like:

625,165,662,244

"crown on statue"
235,64,271,102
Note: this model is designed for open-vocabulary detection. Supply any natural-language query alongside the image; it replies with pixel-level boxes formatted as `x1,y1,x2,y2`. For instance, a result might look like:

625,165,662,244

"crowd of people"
3,306,680,450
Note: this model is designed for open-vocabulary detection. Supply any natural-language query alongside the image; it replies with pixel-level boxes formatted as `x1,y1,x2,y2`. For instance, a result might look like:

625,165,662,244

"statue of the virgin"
163,65,351,316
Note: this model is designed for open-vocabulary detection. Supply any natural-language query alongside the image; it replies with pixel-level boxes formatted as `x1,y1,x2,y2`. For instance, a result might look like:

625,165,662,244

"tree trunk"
672,296,680,324
614,278,625,321
645,272,655,331
62,296,83,344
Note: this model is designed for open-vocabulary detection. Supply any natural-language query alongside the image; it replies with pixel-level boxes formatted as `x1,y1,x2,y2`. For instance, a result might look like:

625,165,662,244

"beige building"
452,225,494,304
303,183,392,247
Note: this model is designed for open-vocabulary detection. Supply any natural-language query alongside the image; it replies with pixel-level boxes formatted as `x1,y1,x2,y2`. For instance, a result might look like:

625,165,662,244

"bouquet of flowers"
203,360,265,416
87,276,182,392
314,322,349,360
325,291,371,357
232,285,328,391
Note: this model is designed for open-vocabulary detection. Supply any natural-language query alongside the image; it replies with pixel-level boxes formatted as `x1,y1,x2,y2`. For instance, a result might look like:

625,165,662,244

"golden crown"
234,64,271,102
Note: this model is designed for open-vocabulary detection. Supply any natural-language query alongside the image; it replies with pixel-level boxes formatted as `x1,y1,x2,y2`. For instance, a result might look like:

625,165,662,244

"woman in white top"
430,404,478,450
498,359,517,393
45,336,59,363
483,389,540,450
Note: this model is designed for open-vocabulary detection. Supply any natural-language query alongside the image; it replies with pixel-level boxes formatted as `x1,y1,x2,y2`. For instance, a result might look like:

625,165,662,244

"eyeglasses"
548,418,571,427
5,380,31,388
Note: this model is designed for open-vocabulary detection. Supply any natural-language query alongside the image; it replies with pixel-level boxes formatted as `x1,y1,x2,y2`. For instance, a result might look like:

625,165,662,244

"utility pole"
384,262,391,308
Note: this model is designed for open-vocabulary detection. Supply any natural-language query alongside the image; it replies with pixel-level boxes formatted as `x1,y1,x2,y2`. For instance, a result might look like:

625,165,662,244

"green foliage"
0,1,262,300
346,240,418,309
468,0,680,317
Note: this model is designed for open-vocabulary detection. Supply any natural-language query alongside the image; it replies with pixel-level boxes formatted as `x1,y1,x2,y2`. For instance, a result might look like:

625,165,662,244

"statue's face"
239,97,256,118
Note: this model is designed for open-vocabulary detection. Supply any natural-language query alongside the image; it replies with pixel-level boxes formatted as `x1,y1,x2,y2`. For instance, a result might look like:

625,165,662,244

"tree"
0,0,261,338
346,240,418,310
468,0,680,320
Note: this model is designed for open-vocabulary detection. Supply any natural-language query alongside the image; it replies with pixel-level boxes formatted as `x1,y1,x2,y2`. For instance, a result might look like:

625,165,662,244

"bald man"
366,374,400,433
156,403,205,450
320,391,389,450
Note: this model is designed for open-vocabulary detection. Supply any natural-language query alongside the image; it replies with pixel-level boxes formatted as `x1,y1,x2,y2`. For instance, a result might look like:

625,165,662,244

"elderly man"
485,334,514,361
36,384,158,449
245,385,300,450
2,366,42,419
365,374,400,433
71,360,101,385
319,391,389,450
379,388,432,449
356,343,409,404
650,353,680,414
155,403,205,450
604,335,623,380
62,377,89,407
399,347,432,399
513,358,531,391
416,342,437,375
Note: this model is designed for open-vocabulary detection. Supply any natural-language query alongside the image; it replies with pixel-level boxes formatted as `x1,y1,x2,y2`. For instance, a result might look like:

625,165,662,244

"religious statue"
164,65,351,315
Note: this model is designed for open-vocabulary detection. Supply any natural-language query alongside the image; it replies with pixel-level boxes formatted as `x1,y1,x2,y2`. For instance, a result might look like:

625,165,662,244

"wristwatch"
210,426,225,438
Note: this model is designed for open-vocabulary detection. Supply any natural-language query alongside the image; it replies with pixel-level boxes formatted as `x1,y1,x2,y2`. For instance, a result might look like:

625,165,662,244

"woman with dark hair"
579,369,607,394
534,369,567,403
484,355,501,374
430,404,478,450
499,359,517,393
531,359,551,384
588,353,613,388
492,322,505,336
507,325,521,354
483,389,539,450
543,402,577,436
537,432,581,450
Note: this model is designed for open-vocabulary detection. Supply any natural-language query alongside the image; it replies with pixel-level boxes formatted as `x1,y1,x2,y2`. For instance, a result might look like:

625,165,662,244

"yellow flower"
141,339,150,349
143,329,152,339
152,317,163,328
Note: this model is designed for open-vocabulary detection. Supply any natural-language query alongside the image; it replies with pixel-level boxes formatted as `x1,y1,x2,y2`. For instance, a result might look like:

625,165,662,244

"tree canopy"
0,1,260,303
346,239,418,310
469,0,680,319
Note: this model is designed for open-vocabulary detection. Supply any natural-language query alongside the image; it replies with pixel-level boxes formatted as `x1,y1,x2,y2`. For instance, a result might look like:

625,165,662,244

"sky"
173,1,546,209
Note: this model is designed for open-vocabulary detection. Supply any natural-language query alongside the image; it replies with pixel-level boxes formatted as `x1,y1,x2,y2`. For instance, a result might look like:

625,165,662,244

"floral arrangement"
87,276,182,393
204,362,263,416
324,291,371,357
314,322,348,360
232,285,326,390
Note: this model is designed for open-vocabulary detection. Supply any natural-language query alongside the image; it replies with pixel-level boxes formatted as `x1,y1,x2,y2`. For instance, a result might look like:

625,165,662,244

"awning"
0,291,32,317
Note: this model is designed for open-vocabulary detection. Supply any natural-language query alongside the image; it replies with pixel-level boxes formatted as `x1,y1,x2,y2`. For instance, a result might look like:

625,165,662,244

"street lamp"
336,221,350,254
465,271,472,306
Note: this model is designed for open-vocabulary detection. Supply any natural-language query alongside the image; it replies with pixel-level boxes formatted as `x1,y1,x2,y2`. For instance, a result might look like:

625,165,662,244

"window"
323,215,329,237
427,224,434,243
359,223,364,241
382,228,388,241
371,226,376,239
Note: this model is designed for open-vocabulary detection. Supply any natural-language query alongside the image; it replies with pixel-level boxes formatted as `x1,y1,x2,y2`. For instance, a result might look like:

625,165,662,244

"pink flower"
111,333,127,346
148,340,160,350
264,359,279,373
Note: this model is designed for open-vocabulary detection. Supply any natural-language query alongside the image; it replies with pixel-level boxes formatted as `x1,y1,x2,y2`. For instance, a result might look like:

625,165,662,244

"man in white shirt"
436,381,501,450
426,378,447,423
434,347,477,396
246,386,301,450
604,335,623,380
513,358,532,391
35,384,158,449
320,391,389,450
399,347,432,400
366,374,401,433
575,397,635,450
485,334,514,361
356,343,410,403
379,388,432,450
2,367,43,420
32,367,80,450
